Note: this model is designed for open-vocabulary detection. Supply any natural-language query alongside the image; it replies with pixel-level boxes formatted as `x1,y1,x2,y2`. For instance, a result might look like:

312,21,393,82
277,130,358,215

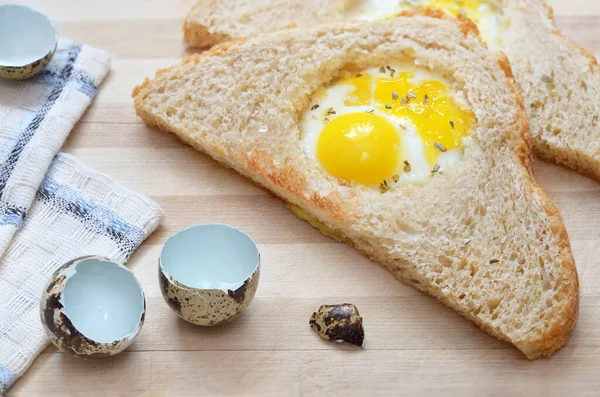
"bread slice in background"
500,0,600,181
183,0,349,48
135,13,579,359
183,0,600,182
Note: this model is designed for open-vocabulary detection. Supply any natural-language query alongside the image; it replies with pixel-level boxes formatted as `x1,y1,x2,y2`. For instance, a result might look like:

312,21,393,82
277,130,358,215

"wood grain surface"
4,0,600,395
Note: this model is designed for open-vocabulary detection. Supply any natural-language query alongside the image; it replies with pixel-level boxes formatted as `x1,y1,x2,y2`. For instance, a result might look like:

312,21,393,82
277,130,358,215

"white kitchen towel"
0,154,163,394
0,38,110,257
0,40,164,394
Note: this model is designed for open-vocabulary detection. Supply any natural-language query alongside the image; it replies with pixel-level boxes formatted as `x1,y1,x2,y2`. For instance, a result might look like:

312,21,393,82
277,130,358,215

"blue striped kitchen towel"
0,40,164,394
0,38,110,255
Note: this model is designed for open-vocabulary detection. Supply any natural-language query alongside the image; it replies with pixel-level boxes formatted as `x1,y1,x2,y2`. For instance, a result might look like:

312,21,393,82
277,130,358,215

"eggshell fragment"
159,224,260,326
0,5,58,80
309,303,365,347
40,256,146,359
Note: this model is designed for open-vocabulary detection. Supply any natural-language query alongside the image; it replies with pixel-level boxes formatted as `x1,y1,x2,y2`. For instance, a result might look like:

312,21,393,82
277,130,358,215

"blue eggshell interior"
0,5,57,67
160,224,259,290
61,258,145,343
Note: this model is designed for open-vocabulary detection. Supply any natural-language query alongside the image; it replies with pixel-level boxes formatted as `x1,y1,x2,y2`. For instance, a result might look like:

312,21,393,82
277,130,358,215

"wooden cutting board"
7,0,600,395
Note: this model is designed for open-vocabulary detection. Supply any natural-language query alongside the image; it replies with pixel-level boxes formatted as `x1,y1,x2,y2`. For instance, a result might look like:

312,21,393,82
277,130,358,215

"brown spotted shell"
0,47,55,80
158,259,260,326
39,256,146,359
309,303,364,347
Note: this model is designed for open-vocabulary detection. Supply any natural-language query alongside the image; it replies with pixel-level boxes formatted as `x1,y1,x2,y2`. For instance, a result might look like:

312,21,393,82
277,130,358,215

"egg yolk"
376,73,472,165
316,113,400,186
424,0,487,21
343,71,473,166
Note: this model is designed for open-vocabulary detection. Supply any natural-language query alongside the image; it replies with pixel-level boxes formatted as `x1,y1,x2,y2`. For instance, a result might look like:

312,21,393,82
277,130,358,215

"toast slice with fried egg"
134,14,579,359
183,0,600,182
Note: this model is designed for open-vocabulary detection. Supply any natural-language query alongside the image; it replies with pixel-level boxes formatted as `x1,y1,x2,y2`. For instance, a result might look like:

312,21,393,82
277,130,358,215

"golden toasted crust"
182,0,231,48
527,182,578,358
399,8,482,39
184,19,230,48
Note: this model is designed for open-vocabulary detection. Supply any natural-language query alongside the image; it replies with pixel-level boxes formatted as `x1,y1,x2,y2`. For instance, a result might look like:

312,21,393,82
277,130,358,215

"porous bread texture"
183,0,600,182
134,15,579,359
501,0,600,181
183,0,350,48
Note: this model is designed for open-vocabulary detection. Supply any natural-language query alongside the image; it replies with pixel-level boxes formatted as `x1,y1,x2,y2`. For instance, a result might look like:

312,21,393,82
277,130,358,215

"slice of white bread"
183,0,348,48
183,0,600,182
500,1,600,180
134,13,579,359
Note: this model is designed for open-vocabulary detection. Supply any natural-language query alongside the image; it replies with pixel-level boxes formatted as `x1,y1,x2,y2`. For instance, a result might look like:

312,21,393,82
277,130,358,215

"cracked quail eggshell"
40,256,146,359
309,303,365,347
0,4,58,80
159,224,260,326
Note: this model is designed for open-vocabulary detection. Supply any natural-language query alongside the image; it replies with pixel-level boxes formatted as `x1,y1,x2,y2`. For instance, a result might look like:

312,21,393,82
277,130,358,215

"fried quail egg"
301,63,474,188
346,0,505,48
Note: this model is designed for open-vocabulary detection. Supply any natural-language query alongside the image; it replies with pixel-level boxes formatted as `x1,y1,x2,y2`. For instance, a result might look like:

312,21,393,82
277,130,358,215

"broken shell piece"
159,223,260,326
0,5,58,80
40,256,146,359
309,303,364,347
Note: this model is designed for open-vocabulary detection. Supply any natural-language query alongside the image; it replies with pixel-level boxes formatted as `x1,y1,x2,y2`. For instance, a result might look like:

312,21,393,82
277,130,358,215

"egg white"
345,0,504,48
300,66,467,185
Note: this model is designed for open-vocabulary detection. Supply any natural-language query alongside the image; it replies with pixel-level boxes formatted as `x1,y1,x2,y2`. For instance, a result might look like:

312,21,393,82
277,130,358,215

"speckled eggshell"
39,256,146,359
309,303,365,347
0,47,55,80
159,260,260,326
0,5,58,80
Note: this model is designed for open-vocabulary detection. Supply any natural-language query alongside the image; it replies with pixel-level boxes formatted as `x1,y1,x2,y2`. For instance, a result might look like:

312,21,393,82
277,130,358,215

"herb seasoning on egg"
434,142,447,152
380,179,390,193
